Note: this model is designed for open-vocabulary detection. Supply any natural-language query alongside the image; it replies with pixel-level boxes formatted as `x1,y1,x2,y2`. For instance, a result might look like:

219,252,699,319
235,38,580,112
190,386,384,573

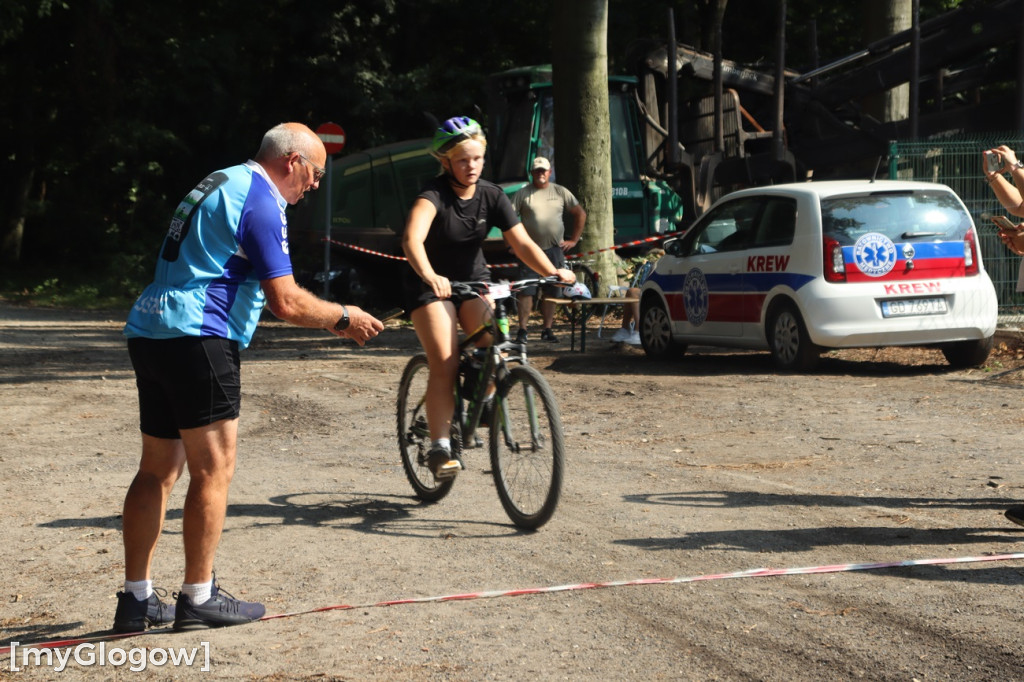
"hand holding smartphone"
990,214,1022,233
1000,227,1024,256
984,150,1003,174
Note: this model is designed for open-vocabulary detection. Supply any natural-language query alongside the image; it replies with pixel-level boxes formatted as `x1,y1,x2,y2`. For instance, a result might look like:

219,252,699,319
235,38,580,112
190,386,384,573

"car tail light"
823,237,846,282
963,227,980,276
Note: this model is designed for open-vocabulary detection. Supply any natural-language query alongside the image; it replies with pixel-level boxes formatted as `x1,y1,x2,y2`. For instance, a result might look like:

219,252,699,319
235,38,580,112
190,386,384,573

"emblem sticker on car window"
853,232,897,277
683,268,709,326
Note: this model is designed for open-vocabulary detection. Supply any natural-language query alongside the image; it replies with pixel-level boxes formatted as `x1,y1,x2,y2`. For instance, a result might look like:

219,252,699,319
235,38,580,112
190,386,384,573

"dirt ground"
3,302,1024,680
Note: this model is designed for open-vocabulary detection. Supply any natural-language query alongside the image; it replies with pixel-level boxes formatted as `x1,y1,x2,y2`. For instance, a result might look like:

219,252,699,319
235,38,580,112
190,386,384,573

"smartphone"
990,214,1019,232
984,151,1002,174
379,308,404,322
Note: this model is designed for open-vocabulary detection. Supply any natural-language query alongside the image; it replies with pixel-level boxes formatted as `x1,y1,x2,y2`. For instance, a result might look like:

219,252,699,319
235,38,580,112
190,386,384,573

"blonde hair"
432,133,487,162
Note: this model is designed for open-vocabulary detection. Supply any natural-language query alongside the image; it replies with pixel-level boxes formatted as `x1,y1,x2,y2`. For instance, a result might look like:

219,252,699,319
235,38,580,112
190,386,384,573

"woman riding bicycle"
402,116,575,482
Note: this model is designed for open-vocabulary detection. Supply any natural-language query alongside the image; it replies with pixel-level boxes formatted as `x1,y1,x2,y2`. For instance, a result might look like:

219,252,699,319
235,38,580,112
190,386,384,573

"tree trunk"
861,0,912,124
0,53,37,266
1,171,32,266
551,0,618,295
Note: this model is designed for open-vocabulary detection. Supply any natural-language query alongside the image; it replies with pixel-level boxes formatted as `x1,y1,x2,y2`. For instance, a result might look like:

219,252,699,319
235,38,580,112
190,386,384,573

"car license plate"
880,297,948,318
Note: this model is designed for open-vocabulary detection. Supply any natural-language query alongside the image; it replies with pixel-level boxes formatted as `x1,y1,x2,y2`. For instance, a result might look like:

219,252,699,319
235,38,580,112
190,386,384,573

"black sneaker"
1005,506,1024,527
427,444,461,482
515,328,528,344
113,588,175,633
540,328,558,343
173,580,266,631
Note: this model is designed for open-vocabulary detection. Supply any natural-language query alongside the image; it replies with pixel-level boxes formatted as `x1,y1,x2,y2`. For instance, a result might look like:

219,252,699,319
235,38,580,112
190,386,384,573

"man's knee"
184,448,237,486
130,467,181,494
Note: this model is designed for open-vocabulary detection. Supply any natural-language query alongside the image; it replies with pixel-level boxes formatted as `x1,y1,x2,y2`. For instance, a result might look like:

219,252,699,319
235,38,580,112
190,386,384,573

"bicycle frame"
457,293,517,446
453,278,554,448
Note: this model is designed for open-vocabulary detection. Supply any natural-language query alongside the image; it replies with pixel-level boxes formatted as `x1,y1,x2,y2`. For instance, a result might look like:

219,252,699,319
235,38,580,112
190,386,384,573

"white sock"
431,438,451,452
124,579,152,602
180,580,213,605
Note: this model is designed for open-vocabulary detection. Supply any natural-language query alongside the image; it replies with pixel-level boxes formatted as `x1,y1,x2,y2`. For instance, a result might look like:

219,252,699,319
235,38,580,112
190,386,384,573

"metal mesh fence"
889,134,1024,327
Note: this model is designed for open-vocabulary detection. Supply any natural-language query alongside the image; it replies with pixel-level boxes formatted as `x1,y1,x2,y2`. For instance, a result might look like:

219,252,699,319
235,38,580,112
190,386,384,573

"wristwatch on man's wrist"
1015,159,1024,170
333,306,350,331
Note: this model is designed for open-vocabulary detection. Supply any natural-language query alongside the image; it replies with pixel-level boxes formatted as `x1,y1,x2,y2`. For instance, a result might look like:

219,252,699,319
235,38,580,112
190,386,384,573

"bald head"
255,122,325,163
255,122,328,205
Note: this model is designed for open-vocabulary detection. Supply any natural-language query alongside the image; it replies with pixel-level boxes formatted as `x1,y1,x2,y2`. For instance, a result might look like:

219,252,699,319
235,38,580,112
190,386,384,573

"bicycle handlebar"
449,276,564,302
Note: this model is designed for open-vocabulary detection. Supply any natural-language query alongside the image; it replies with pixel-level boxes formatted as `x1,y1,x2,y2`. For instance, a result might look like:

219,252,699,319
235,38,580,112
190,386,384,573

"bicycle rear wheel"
397,354,455,502
489,365,564,529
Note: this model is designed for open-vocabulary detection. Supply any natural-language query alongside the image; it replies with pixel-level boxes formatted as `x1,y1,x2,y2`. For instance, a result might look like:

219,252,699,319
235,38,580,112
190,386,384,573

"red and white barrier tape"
325,238,519,268
6,551,1021,655
326,239,408,261
324,232,680,268
260,550,1024,619
566,232,679,260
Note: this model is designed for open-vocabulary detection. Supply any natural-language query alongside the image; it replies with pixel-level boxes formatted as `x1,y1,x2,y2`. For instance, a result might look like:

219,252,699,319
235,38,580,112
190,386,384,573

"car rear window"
821,190,971,245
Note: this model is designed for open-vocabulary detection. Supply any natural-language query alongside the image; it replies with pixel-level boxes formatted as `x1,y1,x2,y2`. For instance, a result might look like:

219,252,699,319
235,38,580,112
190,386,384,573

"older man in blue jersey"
114,123,383,633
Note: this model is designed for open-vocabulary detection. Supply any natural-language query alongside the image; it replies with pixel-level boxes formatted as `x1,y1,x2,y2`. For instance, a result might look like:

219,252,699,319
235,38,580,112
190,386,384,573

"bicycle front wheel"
397,354,454,502
489,365,564,529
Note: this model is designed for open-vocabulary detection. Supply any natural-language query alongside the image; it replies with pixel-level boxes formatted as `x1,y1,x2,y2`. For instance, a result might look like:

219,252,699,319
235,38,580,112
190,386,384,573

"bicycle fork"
491,367,546,454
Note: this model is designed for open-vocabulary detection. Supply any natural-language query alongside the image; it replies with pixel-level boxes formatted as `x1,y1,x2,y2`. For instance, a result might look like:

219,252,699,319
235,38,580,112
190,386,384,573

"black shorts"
518,246,566,297
402,267,491,314
127,336,241,439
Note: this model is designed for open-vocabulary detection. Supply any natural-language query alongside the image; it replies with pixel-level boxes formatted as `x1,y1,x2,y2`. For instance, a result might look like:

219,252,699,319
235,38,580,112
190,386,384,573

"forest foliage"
0,0,962,301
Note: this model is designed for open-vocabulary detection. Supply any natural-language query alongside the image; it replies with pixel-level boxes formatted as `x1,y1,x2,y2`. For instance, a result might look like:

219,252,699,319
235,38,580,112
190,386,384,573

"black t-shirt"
416,177,518,282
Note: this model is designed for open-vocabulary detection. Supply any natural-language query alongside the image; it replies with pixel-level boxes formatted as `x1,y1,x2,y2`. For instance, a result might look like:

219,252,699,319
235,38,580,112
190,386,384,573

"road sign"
317,122,346,154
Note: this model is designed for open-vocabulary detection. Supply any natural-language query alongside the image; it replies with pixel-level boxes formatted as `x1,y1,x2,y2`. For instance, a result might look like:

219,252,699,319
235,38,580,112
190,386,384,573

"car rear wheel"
941,336,993,368
767,302,820,371
640,300,685,359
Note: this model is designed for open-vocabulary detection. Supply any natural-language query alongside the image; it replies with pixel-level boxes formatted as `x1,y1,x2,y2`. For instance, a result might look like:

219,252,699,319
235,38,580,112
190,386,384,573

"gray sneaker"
173,579,265,631
113,588,175,633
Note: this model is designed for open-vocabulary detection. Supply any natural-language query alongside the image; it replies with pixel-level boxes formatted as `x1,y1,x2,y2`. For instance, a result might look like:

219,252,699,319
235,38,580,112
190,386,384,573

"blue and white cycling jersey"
125,161,292,349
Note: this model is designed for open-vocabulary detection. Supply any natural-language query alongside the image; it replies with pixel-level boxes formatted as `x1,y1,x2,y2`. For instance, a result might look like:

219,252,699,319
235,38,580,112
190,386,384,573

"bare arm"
401,197,453,299
561,204,587,251
260,275,382,346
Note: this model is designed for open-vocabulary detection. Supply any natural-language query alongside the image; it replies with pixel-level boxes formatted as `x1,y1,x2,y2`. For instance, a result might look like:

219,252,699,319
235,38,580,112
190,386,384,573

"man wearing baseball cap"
511,156,587,343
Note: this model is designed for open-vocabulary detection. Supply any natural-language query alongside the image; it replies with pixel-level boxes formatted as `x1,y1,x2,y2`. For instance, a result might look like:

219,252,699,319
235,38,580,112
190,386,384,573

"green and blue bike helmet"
431,116,483,156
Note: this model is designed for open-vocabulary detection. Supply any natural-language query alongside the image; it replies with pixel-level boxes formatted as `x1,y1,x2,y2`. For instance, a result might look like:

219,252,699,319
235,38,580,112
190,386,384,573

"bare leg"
412,300,460,441
411,297,494,440
122,435,186,581
179,419,238,585
623,287,641,328
516,293,534,332
540,297,556,330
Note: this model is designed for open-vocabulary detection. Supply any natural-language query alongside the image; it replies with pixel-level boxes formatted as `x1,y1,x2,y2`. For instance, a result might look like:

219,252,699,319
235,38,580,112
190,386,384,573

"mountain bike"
396,277,565,529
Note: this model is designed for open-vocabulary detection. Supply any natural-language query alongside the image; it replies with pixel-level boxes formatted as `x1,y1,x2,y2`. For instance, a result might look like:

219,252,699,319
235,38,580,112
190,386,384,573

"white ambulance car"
638,180,998,370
